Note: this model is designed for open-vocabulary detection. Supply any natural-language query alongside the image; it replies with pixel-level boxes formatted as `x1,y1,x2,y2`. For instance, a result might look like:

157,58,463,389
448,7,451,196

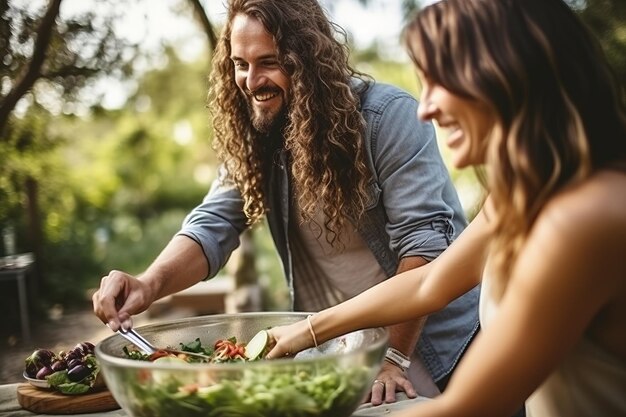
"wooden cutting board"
16,383,120,414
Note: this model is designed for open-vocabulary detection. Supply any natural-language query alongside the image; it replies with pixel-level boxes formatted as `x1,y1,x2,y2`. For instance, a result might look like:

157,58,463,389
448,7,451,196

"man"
93,0,479,405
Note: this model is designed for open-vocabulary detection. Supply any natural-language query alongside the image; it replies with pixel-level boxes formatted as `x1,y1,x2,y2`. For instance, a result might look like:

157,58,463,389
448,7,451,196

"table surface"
0,253,34,271
0,383,429,416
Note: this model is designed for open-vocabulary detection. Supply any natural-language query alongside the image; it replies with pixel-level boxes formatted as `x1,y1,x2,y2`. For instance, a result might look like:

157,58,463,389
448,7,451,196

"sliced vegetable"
244,330,269,360
152,356,189,365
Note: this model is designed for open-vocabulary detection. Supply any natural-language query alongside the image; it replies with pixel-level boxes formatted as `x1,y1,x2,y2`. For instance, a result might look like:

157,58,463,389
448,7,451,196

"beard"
250,102,287,135
244,86,288,135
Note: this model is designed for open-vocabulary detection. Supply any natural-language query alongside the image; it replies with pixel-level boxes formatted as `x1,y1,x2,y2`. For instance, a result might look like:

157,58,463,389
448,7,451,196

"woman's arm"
390,189,624,417
266,206,491,357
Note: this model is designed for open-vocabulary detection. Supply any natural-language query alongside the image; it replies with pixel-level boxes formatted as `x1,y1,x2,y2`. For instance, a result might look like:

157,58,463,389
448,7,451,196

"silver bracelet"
385,347,411,371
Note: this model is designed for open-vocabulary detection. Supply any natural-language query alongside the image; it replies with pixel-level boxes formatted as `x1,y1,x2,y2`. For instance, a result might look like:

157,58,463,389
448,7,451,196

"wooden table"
0,383,126,417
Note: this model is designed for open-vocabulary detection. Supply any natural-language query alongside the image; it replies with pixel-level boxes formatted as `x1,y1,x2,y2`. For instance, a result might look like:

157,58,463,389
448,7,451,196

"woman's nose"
417,100,437,120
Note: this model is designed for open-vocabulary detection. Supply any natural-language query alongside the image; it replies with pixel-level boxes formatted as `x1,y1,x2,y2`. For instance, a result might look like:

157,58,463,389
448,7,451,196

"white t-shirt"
289,199,387,312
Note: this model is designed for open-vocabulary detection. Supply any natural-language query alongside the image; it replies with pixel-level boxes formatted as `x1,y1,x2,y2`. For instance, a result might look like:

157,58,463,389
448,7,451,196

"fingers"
369,379,386,406
384,379,400,404
117,312,133,331
264,322,310,360
382,362,417,399
395,377,417,399
264,330,290,360
264,331,277,359
369,378,400,406
92,270,135,331
368,363,417,406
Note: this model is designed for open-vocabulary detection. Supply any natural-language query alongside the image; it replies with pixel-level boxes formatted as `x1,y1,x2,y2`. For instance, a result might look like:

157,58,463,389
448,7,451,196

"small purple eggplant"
24,349,56,377
67,364,91,382
35,366,54,380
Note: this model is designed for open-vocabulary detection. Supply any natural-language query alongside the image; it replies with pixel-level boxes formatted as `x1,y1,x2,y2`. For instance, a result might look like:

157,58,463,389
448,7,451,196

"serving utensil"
116,327,212,361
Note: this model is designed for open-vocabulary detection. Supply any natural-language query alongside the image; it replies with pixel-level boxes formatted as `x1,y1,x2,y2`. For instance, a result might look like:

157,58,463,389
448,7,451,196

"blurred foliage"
1,49,212,331
50,50,214,272
0,106,103,330
0,0,140,128
578,0,626,92
355,0,626,91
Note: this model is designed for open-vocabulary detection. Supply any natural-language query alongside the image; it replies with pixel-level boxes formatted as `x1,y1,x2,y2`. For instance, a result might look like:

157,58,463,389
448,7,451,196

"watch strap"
385,347,411,371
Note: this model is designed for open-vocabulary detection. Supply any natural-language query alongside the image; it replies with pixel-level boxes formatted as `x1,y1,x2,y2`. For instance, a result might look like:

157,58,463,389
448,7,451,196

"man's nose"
246,66,266,93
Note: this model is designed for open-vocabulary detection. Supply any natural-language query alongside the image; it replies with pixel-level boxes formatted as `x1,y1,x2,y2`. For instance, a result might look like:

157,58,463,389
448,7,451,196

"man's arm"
387,256,429,357
93,166,248,330
142,235,210,299
369,256,429,405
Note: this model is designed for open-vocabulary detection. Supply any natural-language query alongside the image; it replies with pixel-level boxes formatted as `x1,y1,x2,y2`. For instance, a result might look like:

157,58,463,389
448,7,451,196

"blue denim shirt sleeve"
176,165,248,279
365,88,466,261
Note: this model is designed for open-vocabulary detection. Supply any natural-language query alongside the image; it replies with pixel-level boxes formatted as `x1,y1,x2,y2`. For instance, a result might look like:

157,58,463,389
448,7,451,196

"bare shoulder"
537,170,626,244
526,170,626,299
521,170,626,350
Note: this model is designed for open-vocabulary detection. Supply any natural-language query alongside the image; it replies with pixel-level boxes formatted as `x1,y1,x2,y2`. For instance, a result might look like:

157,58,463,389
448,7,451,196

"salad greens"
122,364,369,417
119,337,372,416
179,338,215,357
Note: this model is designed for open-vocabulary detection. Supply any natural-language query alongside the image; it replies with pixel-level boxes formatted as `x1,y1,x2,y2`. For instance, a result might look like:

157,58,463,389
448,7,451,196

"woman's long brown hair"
403,0,626,296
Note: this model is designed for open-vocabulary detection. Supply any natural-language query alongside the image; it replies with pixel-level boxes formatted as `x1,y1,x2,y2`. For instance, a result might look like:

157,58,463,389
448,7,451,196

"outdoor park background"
1,0,624,379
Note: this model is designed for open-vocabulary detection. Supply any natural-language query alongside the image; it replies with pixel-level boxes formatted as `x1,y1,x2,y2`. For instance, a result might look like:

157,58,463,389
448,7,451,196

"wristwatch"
385,347,411,372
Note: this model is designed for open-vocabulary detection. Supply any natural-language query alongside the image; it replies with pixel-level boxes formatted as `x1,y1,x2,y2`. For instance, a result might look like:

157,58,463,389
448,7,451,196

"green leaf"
46,370,71,386
56,383,91,395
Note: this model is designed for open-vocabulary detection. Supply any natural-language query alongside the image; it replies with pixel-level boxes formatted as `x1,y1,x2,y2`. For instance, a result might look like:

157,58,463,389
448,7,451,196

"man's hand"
367,361,418,406
92,270,156,331
93,236,210,331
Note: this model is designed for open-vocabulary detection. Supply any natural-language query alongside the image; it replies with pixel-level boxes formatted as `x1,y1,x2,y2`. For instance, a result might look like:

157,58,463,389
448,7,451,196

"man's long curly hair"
404,0,626,297
209,0,372,246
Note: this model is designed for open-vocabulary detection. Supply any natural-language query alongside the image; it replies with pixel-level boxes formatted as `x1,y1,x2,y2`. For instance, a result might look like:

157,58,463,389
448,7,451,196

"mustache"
246,87,281,97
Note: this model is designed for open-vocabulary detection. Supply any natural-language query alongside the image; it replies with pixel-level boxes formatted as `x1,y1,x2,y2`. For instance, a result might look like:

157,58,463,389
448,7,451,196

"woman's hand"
265,318,317,359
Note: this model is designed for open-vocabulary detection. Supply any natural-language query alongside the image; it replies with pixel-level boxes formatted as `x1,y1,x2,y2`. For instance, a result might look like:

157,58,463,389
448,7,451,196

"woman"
266,0,626,416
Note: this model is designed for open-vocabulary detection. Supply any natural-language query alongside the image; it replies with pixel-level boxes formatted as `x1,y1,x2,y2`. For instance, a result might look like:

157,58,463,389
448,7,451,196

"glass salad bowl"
95,312,388,417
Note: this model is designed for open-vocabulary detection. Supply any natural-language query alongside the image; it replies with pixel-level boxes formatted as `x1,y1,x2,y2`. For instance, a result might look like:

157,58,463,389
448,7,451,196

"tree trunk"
234,229,257,288
186,0,218,51
24,176,44,300
226,228,262,313
0,0,62,135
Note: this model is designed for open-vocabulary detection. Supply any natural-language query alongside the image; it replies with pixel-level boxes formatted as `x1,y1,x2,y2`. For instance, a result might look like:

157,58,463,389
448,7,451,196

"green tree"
0,0,138,132
0,0,140,314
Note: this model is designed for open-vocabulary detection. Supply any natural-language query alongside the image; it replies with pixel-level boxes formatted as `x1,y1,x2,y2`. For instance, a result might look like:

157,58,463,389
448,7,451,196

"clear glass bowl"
95,312,388,417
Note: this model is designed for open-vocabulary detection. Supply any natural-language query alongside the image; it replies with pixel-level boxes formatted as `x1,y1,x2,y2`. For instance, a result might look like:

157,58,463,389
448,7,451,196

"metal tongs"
117,327,213,361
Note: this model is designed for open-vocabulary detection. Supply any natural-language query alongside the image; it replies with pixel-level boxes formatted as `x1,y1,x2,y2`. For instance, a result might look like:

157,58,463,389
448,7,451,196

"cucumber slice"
153,356,188,365
244,330,269,360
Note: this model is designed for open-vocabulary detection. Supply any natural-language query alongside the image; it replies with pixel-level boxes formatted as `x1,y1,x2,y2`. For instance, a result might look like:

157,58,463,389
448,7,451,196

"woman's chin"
450,155,470,169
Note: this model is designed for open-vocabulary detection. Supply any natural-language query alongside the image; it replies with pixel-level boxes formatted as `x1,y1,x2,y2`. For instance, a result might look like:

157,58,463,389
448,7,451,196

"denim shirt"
178,80,480,382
